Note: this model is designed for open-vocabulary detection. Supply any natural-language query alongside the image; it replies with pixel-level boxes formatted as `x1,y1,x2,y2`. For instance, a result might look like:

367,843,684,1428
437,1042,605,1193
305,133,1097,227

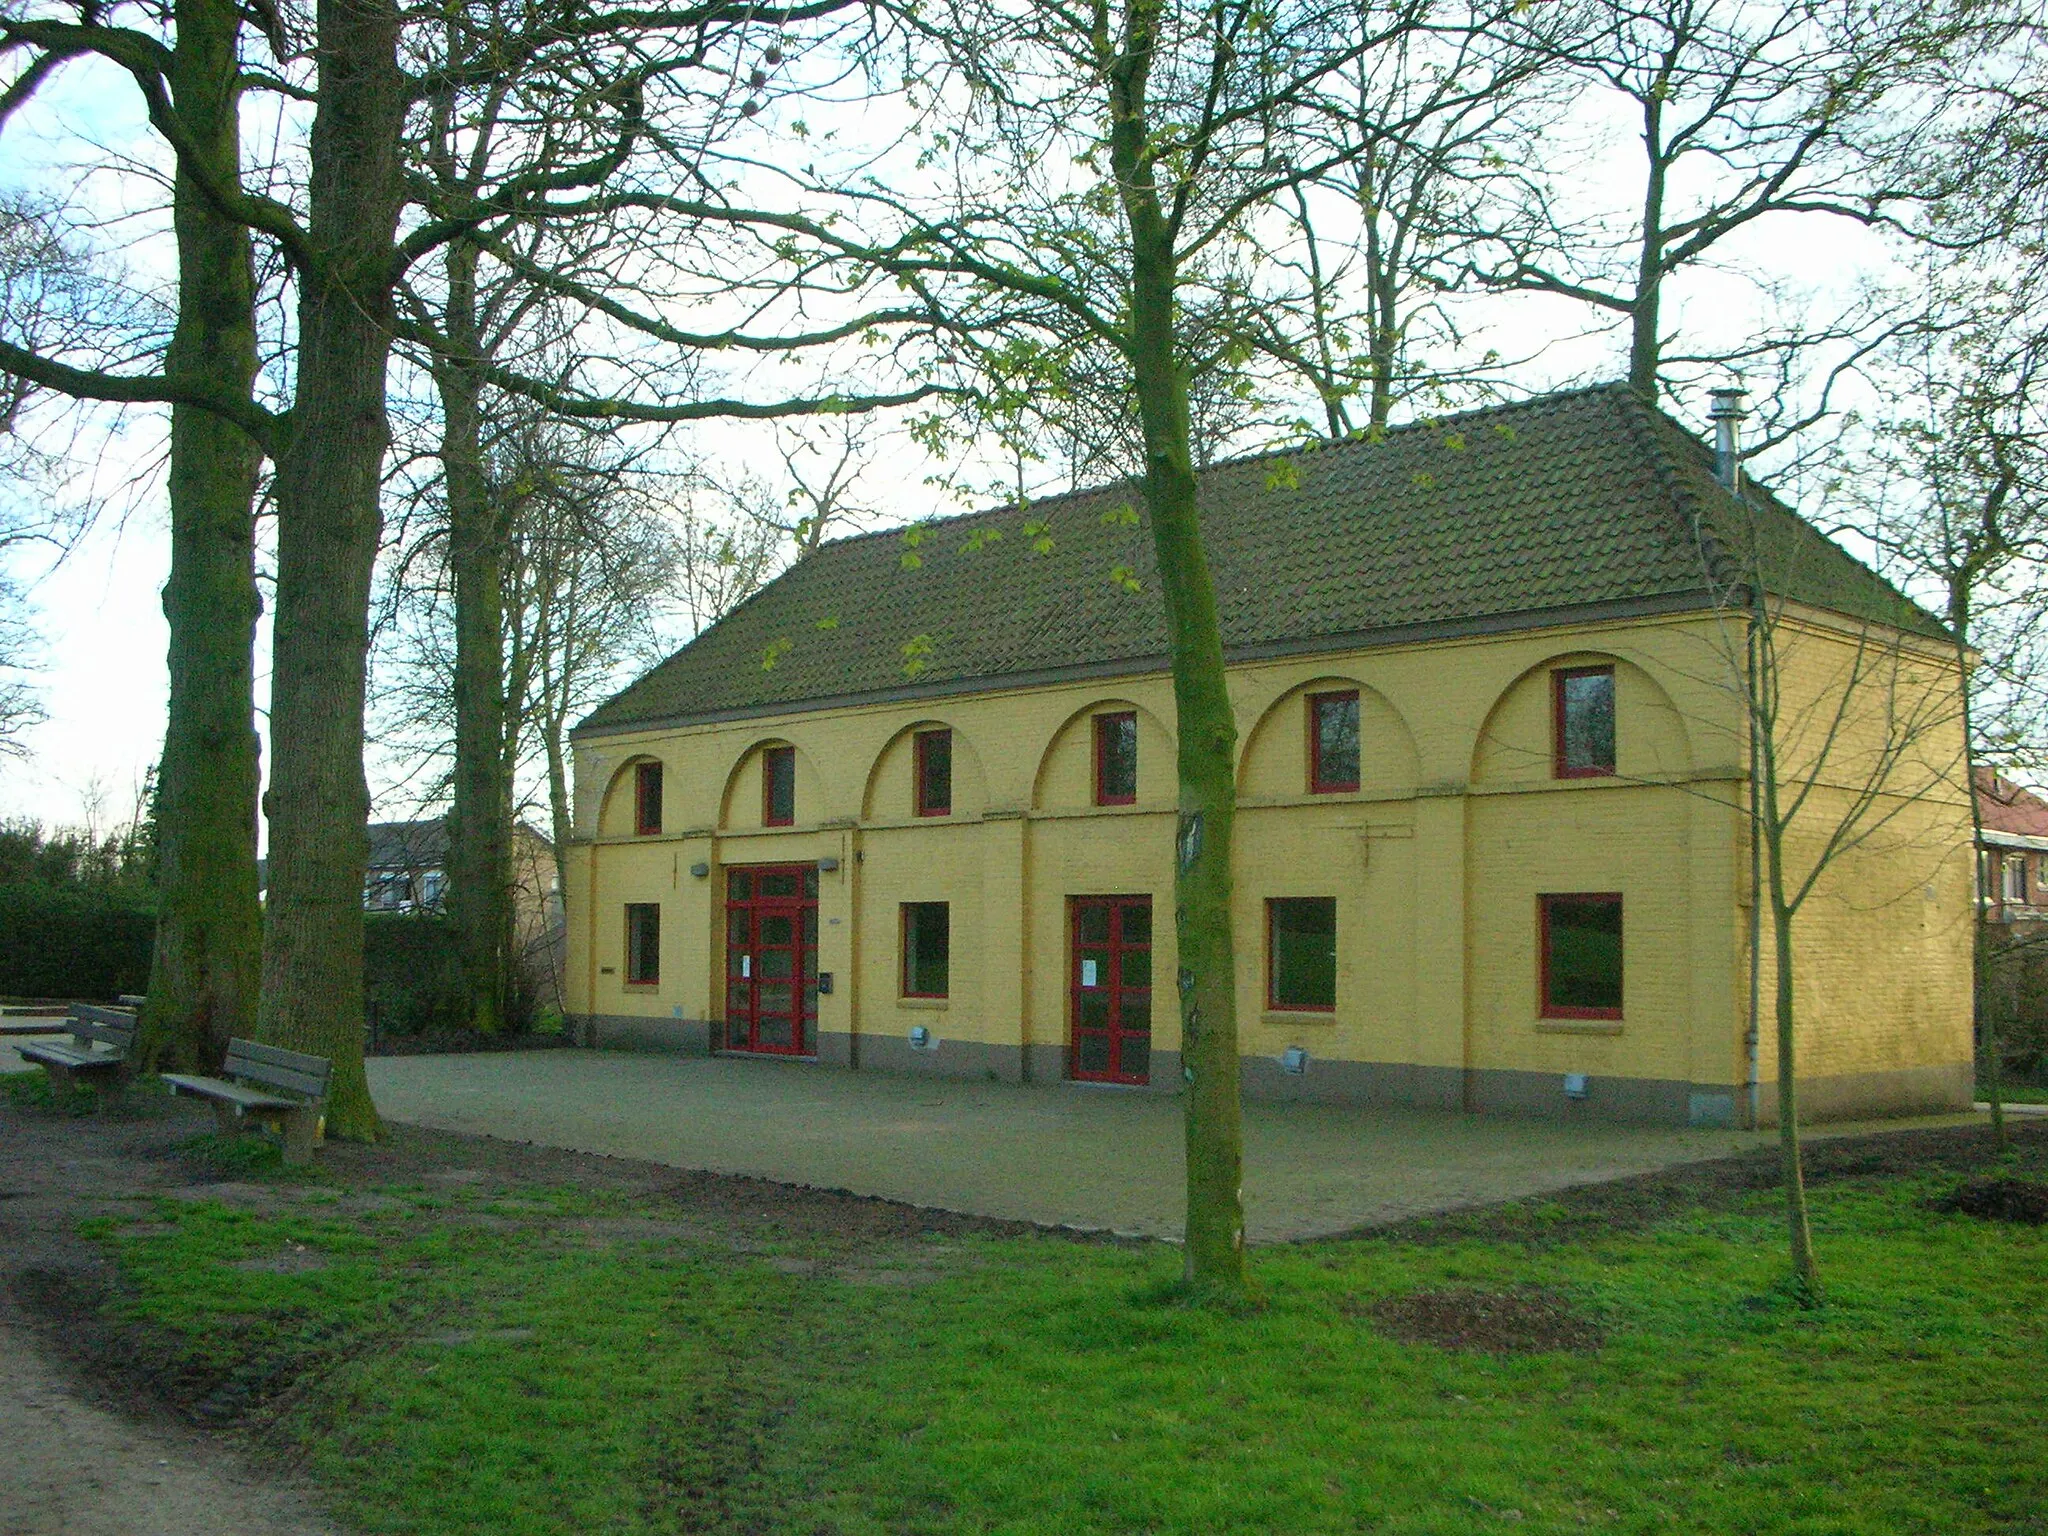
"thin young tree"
1695,473,1970,1300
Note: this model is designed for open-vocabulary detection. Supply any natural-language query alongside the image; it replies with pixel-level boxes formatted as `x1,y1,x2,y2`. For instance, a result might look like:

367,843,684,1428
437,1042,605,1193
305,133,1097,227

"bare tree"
1686,456,1970,1300
1465,0,1965,412
1262,2,1570,434
1837,269,2048,1149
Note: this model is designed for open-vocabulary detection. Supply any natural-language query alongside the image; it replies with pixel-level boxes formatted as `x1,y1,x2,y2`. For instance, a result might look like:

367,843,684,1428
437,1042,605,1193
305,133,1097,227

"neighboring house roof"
576,383,1943,739
367,819,451,872
1976,767,2048,849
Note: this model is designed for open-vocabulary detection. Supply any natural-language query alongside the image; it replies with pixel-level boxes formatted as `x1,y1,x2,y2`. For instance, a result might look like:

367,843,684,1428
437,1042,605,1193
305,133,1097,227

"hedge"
0,888,475,1031
0,883,157,1001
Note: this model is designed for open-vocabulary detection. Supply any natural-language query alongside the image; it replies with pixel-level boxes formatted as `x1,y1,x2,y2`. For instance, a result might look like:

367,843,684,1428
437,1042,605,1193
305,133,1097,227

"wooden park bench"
17,1005,136,1094
163,1039,332,1166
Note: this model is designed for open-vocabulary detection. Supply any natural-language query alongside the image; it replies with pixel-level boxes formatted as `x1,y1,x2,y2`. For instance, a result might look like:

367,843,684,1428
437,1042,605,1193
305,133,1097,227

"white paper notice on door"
1081,959,1098,987
741,955,751,978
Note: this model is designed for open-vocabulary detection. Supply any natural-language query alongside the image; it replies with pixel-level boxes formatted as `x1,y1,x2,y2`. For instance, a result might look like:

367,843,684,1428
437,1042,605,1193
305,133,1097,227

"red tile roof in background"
1975,766,2048,839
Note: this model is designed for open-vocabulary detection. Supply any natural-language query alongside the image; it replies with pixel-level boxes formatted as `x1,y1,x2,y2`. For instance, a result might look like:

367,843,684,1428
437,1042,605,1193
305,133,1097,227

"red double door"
724,865,819,1055
1070,895,1153,1084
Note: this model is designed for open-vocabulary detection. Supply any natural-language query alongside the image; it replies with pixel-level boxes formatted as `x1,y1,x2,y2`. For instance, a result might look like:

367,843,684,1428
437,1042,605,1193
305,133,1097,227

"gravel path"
367,1049,1977,1241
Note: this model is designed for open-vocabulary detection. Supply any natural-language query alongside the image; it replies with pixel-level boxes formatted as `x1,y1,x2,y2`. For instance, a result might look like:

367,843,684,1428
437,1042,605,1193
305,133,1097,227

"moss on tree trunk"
139,0,264,1074
257,0,408,1139
435,239,513,1035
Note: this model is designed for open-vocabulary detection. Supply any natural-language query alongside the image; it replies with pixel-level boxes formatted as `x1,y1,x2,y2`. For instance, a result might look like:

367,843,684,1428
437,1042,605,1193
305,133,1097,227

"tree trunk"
1770,892,1821,1300
1107,6,1247,1295
1628,100,1668,401
140,0,264,1073
258,0,407,1138
436,239,513,1035
1950,587,2004,1148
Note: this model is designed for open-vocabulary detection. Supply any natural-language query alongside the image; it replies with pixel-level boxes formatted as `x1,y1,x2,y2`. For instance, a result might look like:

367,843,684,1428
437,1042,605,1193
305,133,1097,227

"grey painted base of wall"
825,1031,1027,1083
581,1013,712,1056
1240,1055,1465,1112
573,1019,1973,1127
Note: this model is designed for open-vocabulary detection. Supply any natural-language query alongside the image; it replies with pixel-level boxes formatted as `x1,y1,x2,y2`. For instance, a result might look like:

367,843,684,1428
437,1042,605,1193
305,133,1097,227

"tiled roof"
1976,767,2048,840
577,383,1941,737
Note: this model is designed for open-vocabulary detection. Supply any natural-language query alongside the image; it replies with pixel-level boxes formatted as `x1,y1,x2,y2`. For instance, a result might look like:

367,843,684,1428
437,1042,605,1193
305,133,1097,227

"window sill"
898,996,950,1011
1262,1008,1337,1027
623,982,659,993
1535,1018,1622,1035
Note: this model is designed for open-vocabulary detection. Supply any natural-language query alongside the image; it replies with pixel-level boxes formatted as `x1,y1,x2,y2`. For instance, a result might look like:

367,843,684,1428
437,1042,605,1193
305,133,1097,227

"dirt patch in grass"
1935,1175,2048,1225
1335,1120,2048,1249
1358,1285,1604,1355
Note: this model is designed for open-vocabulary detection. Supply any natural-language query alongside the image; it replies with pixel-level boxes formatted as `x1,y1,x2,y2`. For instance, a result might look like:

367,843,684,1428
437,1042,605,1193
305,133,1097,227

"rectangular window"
1540,893,1623,1019
1554,667,1617,777
914,729,953,817
1268,897,1337,1011
762,745,795,826
2005,855,2027,903
1094,712,1138,805
625,902,661,986
1308,691,1360,793
635,761,664,835
902,902,950,998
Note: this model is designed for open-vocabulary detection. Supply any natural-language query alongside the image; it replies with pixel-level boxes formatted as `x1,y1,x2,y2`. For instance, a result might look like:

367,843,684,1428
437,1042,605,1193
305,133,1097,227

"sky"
0,16,1931,834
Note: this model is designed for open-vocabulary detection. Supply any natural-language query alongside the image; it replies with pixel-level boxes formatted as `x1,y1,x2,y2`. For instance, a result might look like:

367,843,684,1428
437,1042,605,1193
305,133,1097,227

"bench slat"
223,1061,330,1098
66,1020,136,1052
161,1074,307,1113
224,1038,333,1086
72,1004,138,1030
18,1043,124,1071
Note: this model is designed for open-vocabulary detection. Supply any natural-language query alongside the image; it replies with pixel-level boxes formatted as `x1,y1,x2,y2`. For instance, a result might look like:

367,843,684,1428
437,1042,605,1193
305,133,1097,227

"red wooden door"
1070,895,1152,1084
724,865,819,1055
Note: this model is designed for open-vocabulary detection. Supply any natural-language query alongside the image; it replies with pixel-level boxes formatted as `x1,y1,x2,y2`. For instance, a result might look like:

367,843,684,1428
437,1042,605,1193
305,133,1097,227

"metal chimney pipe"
1707,386,1749,492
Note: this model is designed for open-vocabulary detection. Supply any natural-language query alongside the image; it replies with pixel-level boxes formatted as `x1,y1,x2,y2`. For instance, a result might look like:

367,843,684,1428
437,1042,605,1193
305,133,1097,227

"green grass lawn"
75,1143,2048,1536
1982,1075,2048,1105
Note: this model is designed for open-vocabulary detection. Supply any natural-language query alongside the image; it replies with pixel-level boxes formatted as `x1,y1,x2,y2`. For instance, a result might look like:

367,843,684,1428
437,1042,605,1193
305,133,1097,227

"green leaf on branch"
1265,459,1301,492
1100,502,1139,528
960,526,1003,554
761,637,793,671
1021,517,1054,555
1109,565,1142,594
1411,471,1437,491
815,615,840,631
900,523,931,570
901,633,935,678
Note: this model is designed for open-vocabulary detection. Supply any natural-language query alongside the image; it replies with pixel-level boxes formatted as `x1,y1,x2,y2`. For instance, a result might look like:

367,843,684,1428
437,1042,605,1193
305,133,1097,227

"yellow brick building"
565,386,1974,1125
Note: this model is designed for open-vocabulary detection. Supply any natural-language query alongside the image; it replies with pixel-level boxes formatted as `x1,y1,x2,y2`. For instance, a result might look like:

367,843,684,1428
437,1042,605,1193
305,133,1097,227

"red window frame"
633,761,663,835
1552,666,1617,779
1266,897,1337,1012
624,902,660,986
900,902,950,997
913,729,953,818
1539,892,1623,1020
1307,690,1361,794
1093,711,1138,806
762,745,795,827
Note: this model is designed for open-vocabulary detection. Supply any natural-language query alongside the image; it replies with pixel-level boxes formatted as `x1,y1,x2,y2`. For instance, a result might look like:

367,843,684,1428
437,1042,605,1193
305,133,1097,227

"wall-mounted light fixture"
689,861,710,878
818,856,841,872
1280,1046,1309,1076
909,1025,932,1050
1563,1072,1590,1100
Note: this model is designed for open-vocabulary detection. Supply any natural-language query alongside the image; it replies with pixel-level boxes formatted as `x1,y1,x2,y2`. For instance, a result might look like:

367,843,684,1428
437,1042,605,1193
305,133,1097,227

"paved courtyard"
362,1049,1971,1242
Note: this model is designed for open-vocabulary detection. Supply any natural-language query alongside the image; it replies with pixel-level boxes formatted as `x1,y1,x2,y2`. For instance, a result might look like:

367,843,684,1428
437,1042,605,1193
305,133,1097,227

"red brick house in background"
1976,767,2048,924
